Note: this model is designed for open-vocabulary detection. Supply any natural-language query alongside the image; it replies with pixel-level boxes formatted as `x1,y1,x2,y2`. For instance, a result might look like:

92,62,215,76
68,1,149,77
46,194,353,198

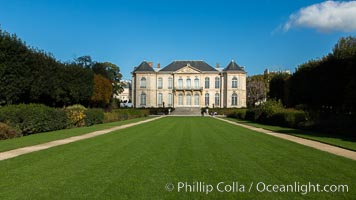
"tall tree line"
268,36,356,116
0,28,122,107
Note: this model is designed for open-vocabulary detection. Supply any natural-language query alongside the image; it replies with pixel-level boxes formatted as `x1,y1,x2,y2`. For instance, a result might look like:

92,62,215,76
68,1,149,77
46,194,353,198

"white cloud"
283,1,356,32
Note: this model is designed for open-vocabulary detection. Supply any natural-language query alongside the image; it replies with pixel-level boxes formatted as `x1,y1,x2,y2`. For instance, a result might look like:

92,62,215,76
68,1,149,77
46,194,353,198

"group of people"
201,109,218,117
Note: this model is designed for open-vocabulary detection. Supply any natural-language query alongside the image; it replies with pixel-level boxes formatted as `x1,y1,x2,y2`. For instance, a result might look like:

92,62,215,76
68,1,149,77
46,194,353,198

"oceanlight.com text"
165,181,349,195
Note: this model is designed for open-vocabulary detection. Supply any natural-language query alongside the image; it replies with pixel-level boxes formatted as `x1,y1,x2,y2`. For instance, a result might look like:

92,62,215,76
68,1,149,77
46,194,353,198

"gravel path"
0,117,164,161
216,117,356,161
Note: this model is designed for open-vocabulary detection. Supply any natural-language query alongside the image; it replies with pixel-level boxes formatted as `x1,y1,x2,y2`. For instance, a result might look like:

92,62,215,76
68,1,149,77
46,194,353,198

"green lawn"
223,118,356,151
0,117,355,199
0,117,153,152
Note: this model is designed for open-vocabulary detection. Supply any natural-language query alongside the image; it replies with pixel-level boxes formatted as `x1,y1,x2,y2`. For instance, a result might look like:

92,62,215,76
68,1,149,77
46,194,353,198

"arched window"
140,77,146,88
232,77,238,88
178,93,183,105
178,78,183,89
158,93,163,106
140,93,146,106
186,93,191,105
186,77,191,88
158,77,163,89
215,93,220,106
168,77,173,89
232,93,238,106
215,77,220,88
205,77,210,88
194,77,199,89
205,93,209,106
168,93,173,107
194,93,200,106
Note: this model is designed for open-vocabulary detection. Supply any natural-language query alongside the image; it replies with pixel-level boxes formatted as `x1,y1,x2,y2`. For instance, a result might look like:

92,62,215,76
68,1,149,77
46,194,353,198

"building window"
168,93,173,107
186,77,191,88
205,77,210,88
140,77,146,88
158,77,163,89
205,93,209,106
178,78,183,89
140,93,146,106
194,93,199,106
232,77,238,88
215,77,220,88
168,77,173,89
158,93,163,106
194,77,199,89
178,93,183,105
215,93,220,106
232,93,238,106
186,94,191,105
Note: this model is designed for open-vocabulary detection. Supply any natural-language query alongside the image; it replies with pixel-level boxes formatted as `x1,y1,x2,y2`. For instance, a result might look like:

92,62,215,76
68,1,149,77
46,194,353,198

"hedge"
201,108,245,116
227,109,247,120
84,108,104,126
227,100,308,129
104,109,149,123
0,104,67,135
268,109,307,128
146,107,175,115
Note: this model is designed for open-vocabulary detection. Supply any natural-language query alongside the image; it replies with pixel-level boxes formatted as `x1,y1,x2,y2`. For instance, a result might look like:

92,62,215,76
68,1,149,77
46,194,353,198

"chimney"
216,63,220,68
157,63,160,68
148,62,153,67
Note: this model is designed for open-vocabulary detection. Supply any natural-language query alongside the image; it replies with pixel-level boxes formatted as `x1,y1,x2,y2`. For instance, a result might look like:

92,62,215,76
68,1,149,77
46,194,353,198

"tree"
333,36,356,59
91,74,112,108
247,78,267,107
268,73,290,106
75,55,93,68
0,29,33,105
92,61,123,97
0,28,96,107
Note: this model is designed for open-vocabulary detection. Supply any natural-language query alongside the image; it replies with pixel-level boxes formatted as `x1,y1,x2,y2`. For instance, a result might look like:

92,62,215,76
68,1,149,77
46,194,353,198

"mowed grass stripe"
0,117,355,199
0,117,154,153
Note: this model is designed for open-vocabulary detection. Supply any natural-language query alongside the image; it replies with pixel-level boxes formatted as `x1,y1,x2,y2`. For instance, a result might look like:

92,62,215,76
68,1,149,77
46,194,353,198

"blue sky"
1,0,355,79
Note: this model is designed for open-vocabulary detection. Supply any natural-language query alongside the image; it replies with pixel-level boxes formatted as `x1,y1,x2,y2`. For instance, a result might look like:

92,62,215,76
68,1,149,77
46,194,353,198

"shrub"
65,104,87,128
0,104,67,135
269,109,307,128
235,109,247,120
147,107,175,115
282,109,308,128
257,100,284,123
84,108,104,126
103,109,149,123
245,108,261,121
203,108,246,116
0,122,21,140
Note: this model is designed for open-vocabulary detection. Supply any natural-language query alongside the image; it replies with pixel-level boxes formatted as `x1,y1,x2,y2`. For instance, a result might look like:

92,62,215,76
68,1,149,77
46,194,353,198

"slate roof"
223,60,245,72
133,61,155,72
160,61,217,72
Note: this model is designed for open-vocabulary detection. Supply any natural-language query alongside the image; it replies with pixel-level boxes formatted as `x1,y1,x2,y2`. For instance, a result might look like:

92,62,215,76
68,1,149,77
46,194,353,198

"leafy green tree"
268,73,290,106
0,28,95,107
75,55,93,68
0,30,32,105
333,36,356,59
92,61,123,97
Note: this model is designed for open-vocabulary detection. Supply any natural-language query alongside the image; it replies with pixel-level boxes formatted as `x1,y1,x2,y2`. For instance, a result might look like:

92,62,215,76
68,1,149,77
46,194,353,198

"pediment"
174,64,201,74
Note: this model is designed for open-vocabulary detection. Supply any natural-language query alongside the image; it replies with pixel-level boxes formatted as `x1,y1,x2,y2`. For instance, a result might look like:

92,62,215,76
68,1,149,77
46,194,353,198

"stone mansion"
131,60,246,108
